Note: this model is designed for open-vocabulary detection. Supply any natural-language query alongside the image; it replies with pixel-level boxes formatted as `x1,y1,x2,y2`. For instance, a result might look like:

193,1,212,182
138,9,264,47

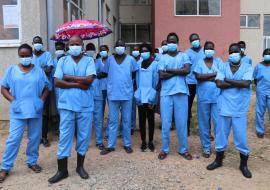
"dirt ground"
0,96,270,190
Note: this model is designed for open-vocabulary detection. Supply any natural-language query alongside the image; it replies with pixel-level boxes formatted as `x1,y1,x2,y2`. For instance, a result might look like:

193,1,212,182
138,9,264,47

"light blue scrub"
242,55,252,65
158,52,191,154
253,63,270,134
1,65,49,171
194,57,222,154
134,59,159,105
185,48,205,84
54,55,96,158
93,58,107,145
32,51,54,89
103,55,138,148
215,61,253,156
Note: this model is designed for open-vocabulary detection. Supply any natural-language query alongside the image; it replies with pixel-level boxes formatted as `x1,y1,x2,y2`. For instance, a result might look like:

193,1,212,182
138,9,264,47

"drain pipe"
46,0,55,53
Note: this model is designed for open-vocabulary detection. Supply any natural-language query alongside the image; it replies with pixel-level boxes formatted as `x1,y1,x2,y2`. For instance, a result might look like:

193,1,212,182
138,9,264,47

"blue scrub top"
253,62,270,96
158,52,191,97
242,55,252,65
1,65,49,119
103,54,138,101
96,58,108,91
185,48,205,84
194,57,223,103
216,61,253,117
54,55,96,112
135,59,159,105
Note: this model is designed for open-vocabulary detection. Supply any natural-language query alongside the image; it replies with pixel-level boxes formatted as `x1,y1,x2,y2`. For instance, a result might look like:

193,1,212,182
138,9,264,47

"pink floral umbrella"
50,19,112,42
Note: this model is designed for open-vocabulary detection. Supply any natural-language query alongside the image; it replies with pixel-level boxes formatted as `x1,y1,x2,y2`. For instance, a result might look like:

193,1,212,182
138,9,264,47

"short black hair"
204,41,215,49
18,43,33,54
55,41,65,47
167,32,179,43
263,48,270,56
139,42,152,53
189,33,200,42
238,41,246,46
100,45,109,51
229,43,240,52
33,36,42,42
86,43,96,51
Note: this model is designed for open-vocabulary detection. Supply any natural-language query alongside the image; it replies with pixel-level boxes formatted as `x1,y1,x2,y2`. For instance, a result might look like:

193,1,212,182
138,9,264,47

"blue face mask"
204,50,215,58
191,40,200,48
33,43,43,51
115,46,125,55
141,52,151,60
132,50,140,58
86,50,95,57
100,50,108,58
264,55,270,62
167,43,178,52
229,53,241,64
55,50,65,58
19,57,32,66
69,45,82,56
162,45,168,52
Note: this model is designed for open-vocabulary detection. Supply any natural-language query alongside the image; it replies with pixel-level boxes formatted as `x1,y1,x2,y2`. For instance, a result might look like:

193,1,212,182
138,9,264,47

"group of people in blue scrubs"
1,30,270,183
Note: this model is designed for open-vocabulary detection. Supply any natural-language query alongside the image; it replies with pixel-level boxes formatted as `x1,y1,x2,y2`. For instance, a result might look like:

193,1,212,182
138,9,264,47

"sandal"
100,148,115,155
28,164,42,173
158,151,168,160
179,152,193,160
256,133,264,139
0,170,8,183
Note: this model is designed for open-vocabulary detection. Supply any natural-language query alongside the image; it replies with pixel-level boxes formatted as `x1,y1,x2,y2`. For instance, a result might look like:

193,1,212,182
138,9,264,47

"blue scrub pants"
57,109,92,159
215,115,249,156
255,94,270,135
197,102,218,154
160,93,189,154
94,100,104,145
1,117,42,171
107,100,133,148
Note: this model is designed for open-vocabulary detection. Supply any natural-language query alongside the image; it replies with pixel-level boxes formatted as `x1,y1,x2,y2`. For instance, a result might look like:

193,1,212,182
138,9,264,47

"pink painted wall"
153,0,240,60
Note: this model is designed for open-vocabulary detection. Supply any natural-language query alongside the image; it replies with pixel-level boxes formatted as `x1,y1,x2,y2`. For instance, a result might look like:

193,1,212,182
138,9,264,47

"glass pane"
120,0,151,5
199,0,220,15
240,16,247,27
136,24,151,43
175,0,197,15
264,15,270,36
121,24,135,43
248,15,260,28
0,0,19,41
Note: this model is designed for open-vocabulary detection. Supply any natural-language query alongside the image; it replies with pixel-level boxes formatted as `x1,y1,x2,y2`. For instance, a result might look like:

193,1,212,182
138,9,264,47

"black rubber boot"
48,158,69,184
206,151,224,170
239,153,252,178
76,153,89,179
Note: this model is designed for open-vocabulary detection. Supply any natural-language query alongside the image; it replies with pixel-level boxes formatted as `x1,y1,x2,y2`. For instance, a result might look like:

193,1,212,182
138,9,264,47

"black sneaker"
148,142,155,152
124,146,133,154
140,142,147,152
100,148,115,155
96,143,105,150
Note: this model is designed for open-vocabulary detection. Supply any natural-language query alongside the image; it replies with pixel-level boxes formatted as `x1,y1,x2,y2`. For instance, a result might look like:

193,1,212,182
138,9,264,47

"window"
120,23,151,52
120,0,151,6
63,0,84,22
263,15,270,49
240,15,260,28
175,0,221,16
0,0,21,46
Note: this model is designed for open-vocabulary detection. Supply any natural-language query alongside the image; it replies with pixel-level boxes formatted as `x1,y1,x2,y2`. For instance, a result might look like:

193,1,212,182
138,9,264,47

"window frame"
120,0,152,6
0,0,22,47
240,14,260,29
174,0,222,17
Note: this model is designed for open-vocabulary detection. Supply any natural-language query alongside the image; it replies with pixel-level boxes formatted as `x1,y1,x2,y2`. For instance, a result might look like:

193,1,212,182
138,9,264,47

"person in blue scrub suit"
158,33,193,161
99,39,138,155
238,41,252,65
135,43,159,152
194,41,223,158
185,33,205,136
48,35,96,183
85,43,96,59
93,45,110,150
32,36,54,147
254,48,270,138
0,44,49,183
207,43,253,178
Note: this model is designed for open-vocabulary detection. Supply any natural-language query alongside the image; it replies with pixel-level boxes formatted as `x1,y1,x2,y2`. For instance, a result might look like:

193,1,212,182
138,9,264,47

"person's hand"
44,66,52,74
63,75,75,82
148,104,154,109
78,83,89,90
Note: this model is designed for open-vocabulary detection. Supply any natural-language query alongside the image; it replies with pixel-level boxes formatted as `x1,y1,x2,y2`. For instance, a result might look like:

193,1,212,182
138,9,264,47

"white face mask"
55,50,65,58
86,50,95,57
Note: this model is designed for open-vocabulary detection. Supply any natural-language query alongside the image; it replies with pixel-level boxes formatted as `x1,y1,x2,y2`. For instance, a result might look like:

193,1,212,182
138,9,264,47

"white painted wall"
240,0,270,65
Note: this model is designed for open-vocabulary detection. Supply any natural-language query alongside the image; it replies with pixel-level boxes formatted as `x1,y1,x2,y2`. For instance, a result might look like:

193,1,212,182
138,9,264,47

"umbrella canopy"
51,19,112,42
